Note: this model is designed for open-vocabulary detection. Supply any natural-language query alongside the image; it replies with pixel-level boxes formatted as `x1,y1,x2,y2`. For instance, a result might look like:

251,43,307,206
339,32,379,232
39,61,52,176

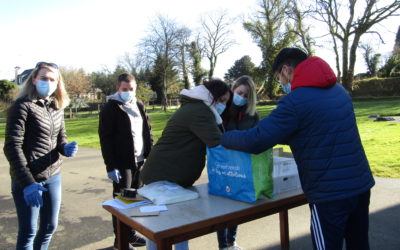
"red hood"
291,56,337,91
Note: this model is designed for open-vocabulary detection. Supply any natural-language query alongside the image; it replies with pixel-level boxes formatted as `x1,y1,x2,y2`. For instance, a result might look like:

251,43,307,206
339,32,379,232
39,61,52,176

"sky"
0,0,399,81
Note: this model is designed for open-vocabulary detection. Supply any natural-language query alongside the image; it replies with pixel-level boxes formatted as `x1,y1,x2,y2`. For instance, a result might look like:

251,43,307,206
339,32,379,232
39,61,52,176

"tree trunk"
208,60,215,80
183,74,190,89
182,62,190,89
265,74,278,99
341,37,352,92
346,32,362,94
331,34,341,79
162,75,167,111
181,46,190,89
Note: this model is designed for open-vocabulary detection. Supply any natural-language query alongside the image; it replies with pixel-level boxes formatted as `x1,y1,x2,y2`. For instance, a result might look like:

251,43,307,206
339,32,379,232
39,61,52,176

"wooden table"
103,184,307,250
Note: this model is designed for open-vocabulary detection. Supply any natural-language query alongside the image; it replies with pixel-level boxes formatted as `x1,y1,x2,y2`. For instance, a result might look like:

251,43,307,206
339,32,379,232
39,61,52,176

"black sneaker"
113,238,136,250
128,234,146,247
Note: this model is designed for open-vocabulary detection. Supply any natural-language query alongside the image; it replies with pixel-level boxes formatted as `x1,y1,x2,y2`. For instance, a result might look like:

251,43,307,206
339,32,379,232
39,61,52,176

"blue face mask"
216,102,226,115
36,80,57,98
233,93,248,106
119,91,135,102
279,81,291,94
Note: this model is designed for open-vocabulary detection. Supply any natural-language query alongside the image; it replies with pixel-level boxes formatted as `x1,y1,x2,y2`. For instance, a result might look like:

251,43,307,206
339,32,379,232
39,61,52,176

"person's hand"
64,141,78,157
108,169,121,183
23,183,48,207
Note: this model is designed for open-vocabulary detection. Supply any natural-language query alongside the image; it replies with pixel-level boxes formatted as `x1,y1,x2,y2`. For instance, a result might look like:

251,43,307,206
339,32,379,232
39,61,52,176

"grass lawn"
352,100,400,177
1,100,399,177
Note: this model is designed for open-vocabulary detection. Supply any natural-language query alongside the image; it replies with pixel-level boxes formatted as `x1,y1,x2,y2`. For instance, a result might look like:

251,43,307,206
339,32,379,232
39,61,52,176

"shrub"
0,80,18,101
352,77,400,97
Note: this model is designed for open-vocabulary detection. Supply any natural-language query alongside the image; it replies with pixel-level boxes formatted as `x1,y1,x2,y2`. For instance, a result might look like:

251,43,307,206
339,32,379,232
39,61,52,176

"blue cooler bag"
206,145,273,203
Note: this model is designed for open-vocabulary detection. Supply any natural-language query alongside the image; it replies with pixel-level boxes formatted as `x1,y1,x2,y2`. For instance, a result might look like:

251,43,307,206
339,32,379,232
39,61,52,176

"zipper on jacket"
45,103,54,176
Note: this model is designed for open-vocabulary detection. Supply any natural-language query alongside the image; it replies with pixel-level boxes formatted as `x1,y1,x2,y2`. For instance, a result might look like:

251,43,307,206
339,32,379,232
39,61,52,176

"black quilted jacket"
4,98,68,188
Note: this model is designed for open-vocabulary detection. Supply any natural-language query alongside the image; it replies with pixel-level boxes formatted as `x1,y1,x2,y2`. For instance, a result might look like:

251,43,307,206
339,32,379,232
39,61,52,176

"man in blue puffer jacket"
221,48,375,250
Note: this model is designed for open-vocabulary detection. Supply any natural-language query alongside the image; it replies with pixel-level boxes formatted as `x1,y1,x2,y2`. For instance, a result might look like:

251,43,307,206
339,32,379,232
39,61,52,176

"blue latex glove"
23,183,48,207
64,141,78,157
107,169,121,183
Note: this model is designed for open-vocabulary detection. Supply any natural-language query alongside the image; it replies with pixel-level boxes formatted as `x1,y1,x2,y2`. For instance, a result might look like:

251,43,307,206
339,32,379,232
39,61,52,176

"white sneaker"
227,243,243,250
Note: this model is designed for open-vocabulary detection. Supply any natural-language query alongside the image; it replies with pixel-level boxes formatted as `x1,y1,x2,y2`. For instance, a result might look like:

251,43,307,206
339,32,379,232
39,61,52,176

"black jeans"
217,225,238,248
112,162,144,237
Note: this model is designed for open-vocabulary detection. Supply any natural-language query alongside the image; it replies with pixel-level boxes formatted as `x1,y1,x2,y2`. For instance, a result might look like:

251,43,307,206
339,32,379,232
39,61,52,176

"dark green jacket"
140,95,221,187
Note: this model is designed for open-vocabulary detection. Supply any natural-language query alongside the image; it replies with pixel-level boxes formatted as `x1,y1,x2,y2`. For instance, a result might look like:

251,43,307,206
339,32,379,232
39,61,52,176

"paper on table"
125,207,160,217
139,205,168,213
138,181,199,205
102,198,152,209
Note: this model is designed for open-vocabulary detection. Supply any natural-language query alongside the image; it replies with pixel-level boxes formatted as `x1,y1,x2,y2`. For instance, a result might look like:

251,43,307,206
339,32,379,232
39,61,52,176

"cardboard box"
272,148,302,195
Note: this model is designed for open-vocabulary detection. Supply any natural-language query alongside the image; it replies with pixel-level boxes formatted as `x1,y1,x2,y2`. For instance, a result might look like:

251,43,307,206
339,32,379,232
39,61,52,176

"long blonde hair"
232,75,257,116
16,64,70,109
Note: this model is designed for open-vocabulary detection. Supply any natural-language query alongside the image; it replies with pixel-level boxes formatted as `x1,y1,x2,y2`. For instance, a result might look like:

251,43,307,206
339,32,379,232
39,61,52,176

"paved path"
1,143,399,250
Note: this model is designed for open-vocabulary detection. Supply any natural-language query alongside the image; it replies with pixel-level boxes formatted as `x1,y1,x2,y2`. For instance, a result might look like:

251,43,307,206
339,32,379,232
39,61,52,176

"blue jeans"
147,239,189,250
217,226,238,248
11,173,62,250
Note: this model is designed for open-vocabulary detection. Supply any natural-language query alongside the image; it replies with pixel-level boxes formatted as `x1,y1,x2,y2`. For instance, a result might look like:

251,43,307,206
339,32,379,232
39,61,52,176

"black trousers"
309,190,371,250
112,162,144,237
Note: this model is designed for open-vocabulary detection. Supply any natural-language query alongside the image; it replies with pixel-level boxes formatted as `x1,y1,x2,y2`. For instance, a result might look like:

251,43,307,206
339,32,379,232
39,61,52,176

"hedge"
352,77,400,97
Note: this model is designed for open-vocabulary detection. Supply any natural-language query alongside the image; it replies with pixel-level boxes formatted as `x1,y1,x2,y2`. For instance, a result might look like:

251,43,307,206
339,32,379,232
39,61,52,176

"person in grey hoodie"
98,73,153,249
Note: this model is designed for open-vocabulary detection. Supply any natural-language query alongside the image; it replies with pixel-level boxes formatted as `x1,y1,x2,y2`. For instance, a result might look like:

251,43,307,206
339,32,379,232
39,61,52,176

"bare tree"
201,10,236,79
315,0,400,92
139,14,181,110
60,67,90,98
118,52,139,75
176,27,192,89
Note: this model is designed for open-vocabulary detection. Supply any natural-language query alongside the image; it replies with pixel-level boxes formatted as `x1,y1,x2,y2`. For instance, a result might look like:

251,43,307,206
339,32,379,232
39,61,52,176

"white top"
123,100,144,163
108,93,145,163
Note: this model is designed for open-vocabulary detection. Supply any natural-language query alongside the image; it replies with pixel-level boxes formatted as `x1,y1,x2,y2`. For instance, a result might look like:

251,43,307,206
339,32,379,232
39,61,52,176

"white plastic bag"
137,181,199,205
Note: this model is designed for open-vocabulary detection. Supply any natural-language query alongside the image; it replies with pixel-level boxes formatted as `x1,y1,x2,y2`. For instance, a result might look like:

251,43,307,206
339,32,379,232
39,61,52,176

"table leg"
279,210,289,250
117,219,130,250
156,240,173,250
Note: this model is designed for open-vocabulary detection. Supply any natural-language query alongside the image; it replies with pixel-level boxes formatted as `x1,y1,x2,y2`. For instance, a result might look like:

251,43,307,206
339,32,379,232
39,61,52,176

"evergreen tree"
243,0,296,98
188,41,207,86
394,26,400,59
224,56,256,83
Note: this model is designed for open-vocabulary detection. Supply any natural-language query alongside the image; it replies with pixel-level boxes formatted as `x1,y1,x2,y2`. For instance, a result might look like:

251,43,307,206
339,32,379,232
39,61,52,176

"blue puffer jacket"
221,57,375,203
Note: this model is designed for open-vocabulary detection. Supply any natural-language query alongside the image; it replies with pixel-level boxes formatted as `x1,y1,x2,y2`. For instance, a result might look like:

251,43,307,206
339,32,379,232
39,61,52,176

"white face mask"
119,91,135,102
36,80,57,97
